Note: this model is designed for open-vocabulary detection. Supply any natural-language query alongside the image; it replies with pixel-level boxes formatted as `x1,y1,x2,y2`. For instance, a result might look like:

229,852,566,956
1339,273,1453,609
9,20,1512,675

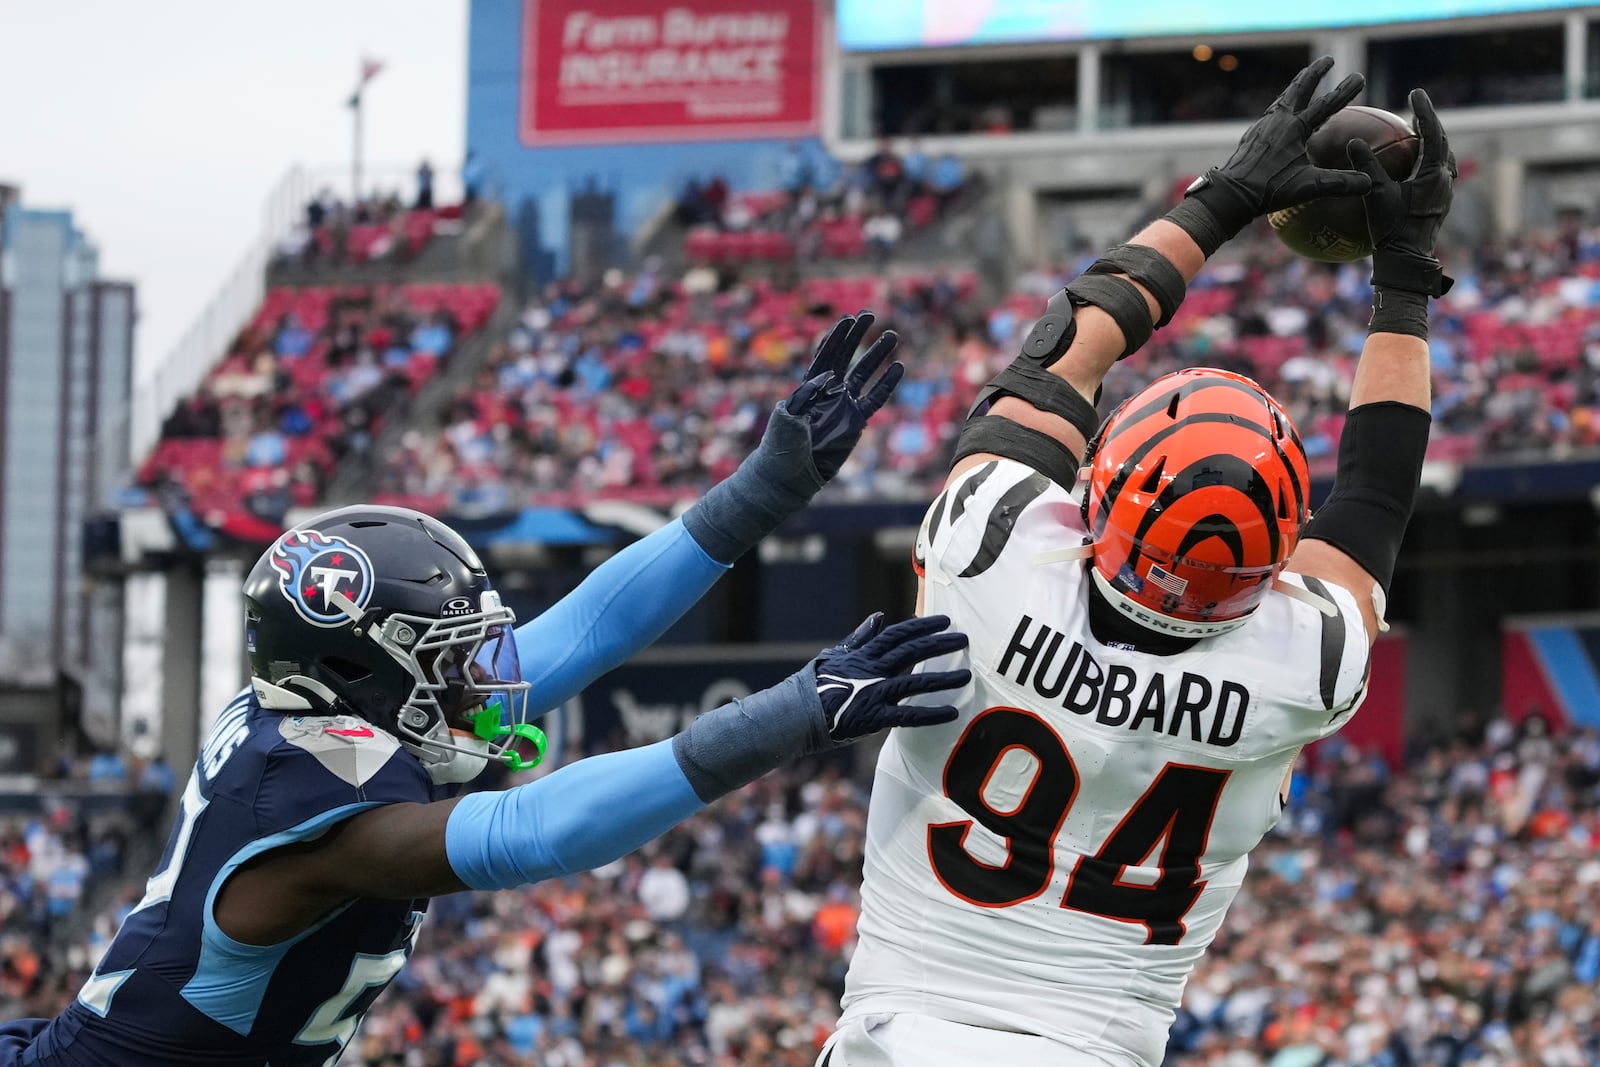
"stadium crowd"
0,752,172,1025
375,214,1600,516
142,281,498,528
678,140,972,264
307,716,1600,1066
4,709,1599,1064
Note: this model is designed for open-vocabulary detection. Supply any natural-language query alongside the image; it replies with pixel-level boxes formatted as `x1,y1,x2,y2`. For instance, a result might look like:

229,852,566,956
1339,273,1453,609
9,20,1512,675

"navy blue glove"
784,311,905,482
682,310,906,564
814,613,970,742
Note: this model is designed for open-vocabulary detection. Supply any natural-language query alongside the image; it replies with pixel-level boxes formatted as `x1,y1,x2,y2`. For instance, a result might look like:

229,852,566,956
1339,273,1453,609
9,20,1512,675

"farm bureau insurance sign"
521,0,821,145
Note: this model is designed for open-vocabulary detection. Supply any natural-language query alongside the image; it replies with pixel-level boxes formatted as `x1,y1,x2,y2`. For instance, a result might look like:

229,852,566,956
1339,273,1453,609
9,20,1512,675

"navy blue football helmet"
242,505,542,783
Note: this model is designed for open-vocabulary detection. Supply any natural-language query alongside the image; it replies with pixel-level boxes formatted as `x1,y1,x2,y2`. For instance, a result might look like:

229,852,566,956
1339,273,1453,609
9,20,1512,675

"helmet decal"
1082,369,1311,637
268,529,375,628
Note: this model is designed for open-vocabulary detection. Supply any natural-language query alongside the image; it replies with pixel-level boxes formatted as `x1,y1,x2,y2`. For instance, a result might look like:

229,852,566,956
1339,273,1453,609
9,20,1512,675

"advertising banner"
521,0,822,145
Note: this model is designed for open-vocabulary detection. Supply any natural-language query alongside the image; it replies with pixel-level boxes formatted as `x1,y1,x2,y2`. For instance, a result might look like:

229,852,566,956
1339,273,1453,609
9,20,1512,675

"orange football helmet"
1080,368,1310,637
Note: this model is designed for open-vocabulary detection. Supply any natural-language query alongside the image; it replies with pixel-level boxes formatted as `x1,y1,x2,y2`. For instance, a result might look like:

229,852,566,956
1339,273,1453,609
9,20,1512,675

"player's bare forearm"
1349,330,1430,411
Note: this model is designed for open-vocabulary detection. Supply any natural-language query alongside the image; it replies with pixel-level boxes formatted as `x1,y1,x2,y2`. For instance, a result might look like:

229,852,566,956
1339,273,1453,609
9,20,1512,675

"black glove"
814,613,970,743
784,312,904,482
1181,56,1371,244
1348,88,1456,298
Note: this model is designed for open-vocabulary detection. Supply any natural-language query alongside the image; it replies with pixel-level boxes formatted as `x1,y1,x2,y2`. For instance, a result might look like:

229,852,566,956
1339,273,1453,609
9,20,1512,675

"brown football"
1268,105,1419,263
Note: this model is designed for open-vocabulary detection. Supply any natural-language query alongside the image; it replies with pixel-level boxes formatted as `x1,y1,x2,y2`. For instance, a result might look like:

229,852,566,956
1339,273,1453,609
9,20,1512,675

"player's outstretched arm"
513,313,903,711
213,615,968,944
952,56,1371,486
1291,88,1455,643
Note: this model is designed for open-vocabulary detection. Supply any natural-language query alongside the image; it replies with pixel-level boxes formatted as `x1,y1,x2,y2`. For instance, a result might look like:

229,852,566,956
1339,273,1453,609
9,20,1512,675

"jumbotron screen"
838,0,1593,51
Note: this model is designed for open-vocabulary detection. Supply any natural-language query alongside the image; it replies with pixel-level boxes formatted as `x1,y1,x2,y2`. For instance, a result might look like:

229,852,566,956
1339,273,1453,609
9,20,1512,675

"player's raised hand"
1185,56,1372,234
813,613,970,742
1348,87,1456,296
781,311,905,482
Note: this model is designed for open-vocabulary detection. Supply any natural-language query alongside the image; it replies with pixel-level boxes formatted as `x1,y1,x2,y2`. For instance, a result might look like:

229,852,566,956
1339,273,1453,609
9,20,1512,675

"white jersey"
841,459,1371,1067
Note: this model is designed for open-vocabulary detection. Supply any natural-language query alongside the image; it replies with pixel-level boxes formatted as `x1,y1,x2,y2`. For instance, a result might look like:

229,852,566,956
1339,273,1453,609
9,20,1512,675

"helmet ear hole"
323,656,373,684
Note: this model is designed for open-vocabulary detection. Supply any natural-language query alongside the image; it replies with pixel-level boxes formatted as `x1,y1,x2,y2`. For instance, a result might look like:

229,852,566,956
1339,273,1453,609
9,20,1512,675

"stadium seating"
139,282,499,524
375,221,1600,514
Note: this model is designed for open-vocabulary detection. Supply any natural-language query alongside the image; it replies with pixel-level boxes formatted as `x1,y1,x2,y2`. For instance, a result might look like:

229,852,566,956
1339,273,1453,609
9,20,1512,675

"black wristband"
1368,287,1431,340
1371,249,1454,298
1164,198,1232,259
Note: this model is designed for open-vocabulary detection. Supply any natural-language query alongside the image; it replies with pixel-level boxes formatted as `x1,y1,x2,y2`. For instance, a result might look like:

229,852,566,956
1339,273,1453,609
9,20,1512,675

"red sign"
1308,632,1407,769
521,0,822,145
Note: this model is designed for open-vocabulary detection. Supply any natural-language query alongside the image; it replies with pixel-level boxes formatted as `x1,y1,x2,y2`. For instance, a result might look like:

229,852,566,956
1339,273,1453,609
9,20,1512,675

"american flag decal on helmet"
1146,564,1189,597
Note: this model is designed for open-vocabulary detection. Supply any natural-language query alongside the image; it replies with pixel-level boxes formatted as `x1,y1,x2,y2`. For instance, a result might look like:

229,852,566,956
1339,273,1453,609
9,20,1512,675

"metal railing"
125,167,313,463
122,162,471,466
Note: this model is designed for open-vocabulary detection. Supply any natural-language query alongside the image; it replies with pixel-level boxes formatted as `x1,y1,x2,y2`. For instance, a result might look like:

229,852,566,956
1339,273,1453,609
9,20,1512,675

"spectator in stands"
928,153,967,206
778,141,813,196
864,138,906,205
414,158,434,211
272,314,312,358
463,149,484,208
863,205,903,263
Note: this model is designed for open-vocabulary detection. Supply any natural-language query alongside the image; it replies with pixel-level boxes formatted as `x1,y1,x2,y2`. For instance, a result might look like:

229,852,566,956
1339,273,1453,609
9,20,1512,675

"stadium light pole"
348,58,384,202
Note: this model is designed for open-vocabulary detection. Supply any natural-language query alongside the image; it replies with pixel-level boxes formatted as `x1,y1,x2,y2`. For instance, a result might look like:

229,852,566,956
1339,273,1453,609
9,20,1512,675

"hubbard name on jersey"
841,459,1371,1067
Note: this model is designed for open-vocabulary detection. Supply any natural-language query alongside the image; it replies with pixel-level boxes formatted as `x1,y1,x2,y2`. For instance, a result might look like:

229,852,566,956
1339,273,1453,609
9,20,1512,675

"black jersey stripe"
1299,575,1347,711
950,459,999,522
925,489,950,546
958,471,1053,578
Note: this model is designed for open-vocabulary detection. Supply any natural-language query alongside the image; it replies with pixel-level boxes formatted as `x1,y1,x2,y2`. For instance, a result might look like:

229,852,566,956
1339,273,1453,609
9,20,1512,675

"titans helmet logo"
268,529,375,628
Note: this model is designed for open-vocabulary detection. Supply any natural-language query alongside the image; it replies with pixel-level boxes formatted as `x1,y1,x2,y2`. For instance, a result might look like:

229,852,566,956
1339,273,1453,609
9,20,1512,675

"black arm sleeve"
1300,401,1432,592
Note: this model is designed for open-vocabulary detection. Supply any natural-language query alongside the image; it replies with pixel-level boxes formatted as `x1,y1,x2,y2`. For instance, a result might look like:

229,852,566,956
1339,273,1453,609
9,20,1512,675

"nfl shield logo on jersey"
268,529,375,627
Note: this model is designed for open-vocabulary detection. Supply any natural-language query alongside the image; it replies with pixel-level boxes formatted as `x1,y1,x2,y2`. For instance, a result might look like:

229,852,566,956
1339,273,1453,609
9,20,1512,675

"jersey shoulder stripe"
1274,573,1372,731
918,459,1074,585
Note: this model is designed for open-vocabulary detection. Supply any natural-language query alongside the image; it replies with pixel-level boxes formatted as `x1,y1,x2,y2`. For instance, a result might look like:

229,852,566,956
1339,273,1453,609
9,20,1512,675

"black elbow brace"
1300,402,1432,592
1083,243,1188,328
953,416,1082,488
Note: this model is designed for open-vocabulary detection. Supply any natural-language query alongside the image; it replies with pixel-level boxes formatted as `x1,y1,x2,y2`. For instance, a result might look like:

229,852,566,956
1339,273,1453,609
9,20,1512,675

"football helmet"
242,505,544,784
1079,369,1310,638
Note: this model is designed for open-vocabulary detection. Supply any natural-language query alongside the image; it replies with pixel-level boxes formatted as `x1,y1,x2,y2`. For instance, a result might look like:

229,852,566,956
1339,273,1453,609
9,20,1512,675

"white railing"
119,159,469,470
126,167,313,463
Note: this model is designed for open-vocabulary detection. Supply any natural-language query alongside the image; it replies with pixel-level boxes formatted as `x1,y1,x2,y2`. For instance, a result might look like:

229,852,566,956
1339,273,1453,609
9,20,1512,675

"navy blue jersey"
17,690,436,1067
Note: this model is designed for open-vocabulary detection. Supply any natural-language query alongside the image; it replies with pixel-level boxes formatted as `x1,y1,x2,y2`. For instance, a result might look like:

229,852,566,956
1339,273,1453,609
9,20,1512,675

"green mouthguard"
468,701,548,772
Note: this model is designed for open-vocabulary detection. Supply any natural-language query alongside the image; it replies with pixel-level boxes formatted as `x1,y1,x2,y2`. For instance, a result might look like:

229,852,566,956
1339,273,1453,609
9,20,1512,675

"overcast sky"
1,0,469,378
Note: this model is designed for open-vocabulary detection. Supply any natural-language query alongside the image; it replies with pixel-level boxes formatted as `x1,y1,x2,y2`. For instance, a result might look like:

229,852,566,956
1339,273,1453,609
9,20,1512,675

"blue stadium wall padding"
1528,626,1600,729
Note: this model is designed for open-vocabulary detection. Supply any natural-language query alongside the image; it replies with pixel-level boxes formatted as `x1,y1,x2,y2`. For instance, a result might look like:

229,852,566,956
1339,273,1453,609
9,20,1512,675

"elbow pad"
1300,402,1431,593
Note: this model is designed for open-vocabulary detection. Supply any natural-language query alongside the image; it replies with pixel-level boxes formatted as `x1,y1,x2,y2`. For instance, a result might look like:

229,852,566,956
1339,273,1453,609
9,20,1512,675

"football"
1268,104,1420,262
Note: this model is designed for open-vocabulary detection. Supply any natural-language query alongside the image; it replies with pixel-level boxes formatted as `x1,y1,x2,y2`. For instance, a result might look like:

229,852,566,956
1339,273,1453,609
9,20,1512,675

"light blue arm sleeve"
514,517,728,714
444,740,704,890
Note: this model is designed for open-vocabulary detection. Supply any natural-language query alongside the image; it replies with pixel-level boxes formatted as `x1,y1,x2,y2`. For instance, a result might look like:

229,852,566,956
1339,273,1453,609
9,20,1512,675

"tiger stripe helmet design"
1081,368,1310,638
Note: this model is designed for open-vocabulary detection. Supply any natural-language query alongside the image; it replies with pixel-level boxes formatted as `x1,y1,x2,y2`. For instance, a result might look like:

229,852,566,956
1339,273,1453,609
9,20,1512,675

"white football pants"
817,1013,1126,1067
